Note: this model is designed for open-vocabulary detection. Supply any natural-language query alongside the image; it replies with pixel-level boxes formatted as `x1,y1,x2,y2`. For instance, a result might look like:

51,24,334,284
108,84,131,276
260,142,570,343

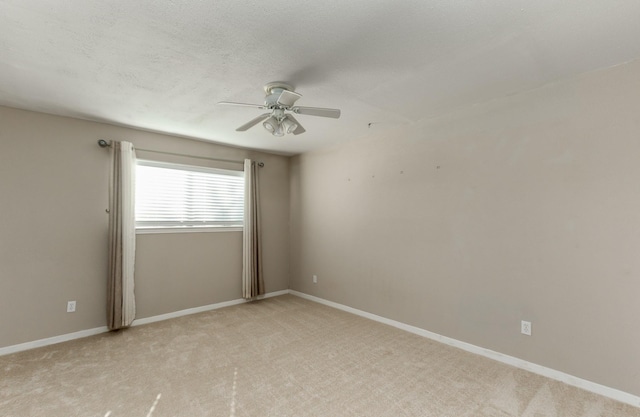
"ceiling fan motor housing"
263,82,294,108
272,108,285,121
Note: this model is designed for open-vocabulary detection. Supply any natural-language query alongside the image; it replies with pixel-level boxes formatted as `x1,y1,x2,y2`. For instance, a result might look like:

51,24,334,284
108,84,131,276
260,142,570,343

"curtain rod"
97,139,264,167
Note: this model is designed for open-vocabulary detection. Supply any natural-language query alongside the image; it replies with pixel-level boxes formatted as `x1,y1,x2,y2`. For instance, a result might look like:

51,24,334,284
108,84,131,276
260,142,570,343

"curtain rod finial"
98,139,110,148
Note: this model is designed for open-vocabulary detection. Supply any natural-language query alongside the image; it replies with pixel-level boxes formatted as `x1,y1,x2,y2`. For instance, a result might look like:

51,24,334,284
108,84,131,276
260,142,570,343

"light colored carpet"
1,294,639,417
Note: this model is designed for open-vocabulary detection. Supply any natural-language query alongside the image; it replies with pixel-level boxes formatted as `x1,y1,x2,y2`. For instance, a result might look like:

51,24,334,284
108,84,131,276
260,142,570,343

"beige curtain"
107,141,136,330
242,159,264,299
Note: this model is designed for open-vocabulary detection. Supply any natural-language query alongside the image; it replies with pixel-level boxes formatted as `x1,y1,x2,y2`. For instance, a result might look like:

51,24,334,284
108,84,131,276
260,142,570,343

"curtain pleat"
107,141,136,330
242,159,264,299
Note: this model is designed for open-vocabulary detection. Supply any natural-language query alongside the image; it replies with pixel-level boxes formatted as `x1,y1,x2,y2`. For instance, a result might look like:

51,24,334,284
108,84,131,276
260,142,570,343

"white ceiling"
1,1,640,155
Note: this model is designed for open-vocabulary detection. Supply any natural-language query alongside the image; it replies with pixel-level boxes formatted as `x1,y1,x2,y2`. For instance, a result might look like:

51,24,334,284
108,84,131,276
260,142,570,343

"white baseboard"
289,290,640,408
0,290,290,357
0,326,109,356
131,289,289,326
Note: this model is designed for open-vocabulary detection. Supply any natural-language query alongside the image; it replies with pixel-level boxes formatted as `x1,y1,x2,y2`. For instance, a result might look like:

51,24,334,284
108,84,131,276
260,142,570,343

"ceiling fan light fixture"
273,123,285,137
281,116,298,134
263,115,279,133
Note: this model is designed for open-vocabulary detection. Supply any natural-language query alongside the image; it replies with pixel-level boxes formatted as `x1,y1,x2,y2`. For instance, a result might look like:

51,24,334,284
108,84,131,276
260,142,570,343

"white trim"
136,227,243,235
0,290,289,357
0,326,109,356
289,290,640,408
131,300,245,326
131,290,290,326
255,289,290,300
137,159,244,176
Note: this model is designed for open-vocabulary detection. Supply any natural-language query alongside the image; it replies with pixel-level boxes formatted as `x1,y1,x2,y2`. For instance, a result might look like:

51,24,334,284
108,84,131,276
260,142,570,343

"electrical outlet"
67,301,76,313
313,275,318,284
521,320,531,336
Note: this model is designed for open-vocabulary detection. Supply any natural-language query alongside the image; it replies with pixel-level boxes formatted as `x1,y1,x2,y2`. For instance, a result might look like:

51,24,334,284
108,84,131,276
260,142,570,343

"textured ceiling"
1,0,640,155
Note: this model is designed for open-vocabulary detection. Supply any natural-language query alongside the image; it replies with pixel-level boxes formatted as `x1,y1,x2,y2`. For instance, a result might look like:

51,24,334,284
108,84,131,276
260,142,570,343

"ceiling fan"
218,82,341,136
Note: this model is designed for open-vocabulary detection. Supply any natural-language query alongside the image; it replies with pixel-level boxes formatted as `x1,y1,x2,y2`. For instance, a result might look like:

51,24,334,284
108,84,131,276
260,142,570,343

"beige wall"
290,59,640,396
0,106,289,348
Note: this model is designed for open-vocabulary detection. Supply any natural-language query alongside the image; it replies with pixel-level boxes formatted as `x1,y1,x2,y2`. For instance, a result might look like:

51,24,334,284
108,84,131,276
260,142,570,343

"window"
135,160,244,231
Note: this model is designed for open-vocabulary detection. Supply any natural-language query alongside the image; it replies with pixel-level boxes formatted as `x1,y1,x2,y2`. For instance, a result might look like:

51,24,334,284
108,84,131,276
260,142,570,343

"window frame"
135,159,245,234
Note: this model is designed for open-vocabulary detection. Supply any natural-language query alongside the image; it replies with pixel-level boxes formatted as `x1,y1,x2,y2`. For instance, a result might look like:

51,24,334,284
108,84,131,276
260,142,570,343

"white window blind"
135,160,244,230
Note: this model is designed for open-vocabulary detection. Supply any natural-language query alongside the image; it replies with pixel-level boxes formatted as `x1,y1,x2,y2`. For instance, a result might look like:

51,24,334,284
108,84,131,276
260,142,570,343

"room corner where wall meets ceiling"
0,105,290,348
289,58,640,397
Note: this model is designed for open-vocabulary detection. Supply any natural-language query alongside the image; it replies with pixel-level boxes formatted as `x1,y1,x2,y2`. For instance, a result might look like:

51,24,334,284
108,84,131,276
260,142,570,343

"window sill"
136,227,243,235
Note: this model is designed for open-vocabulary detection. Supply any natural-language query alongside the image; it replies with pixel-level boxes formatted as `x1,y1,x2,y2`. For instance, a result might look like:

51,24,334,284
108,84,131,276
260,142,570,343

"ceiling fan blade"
277,90,302,107
218,101,267,109
292,106,341,119
286,114,306,135
236,113,271,131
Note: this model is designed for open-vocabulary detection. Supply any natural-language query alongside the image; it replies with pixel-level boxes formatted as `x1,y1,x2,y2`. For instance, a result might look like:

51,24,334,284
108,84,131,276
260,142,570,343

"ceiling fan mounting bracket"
263,81,293,95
